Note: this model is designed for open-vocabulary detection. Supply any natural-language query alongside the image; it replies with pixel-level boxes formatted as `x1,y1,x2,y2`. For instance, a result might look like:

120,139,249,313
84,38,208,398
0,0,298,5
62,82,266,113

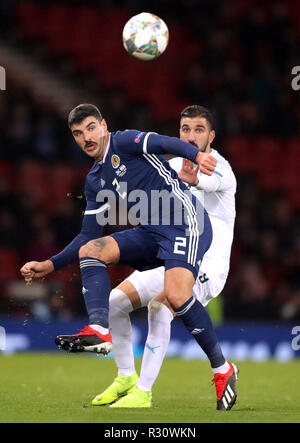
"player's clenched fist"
195,151,217,176
20,260,54,284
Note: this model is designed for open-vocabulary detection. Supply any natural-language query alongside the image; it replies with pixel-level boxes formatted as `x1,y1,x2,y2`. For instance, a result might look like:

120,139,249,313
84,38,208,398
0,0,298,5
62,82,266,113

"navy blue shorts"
111,226,163,272
111,208,212,279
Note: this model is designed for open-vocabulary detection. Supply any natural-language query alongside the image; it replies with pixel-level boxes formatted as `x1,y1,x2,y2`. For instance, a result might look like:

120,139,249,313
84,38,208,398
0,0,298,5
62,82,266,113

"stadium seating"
16,161,50,207
0,249,20,280
0,162,14,191
225,136,255,173
4,1,300,322
13,3,199,119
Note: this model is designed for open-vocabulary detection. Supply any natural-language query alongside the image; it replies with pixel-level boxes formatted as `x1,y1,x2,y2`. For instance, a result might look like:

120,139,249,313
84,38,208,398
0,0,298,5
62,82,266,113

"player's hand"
178,159,200,186
20,260,54,284
195,152,217,176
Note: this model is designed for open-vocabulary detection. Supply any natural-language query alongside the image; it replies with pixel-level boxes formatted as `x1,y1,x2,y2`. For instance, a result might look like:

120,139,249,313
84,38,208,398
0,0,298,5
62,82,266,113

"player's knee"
148,299,173,323
109,288,124,310
80,236,120,264
147,300,173,342
78,238,107,260
164,268,195,307
148,299,164,318
109,288,133,315
78,244,88,258
163,291,183,310
79,241,97,259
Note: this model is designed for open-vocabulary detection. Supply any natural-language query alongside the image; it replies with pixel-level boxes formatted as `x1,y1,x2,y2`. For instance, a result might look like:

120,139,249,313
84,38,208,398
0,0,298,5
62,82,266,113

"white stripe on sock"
175,297,196,316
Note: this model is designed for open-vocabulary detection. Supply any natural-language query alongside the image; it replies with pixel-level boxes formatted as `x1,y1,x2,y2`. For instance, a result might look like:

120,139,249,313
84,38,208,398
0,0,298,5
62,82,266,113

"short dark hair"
68,103,103,128
180,105,215,130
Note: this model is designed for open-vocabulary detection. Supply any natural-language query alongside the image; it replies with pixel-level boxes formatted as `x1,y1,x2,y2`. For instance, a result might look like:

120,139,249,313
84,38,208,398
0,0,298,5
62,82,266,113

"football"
122,12,169,61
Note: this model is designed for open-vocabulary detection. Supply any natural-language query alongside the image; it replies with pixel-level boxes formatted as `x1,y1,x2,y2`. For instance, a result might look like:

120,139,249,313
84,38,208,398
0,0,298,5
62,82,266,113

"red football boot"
55,325,112,355
211,361,239,410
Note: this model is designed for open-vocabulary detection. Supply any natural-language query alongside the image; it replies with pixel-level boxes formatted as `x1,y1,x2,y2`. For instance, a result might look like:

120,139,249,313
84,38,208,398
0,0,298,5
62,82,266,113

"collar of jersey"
98,133,111,165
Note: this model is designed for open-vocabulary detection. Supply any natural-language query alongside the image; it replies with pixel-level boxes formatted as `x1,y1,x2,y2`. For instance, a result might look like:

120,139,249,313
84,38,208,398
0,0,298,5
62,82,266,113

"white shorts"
126,265,226,307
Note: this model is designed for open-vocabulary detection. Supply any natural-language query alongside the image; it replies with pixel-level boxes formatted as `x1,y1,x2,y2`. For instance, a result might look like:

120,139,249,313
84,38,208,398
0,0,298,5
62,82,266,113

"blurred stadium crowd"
0,0,300,322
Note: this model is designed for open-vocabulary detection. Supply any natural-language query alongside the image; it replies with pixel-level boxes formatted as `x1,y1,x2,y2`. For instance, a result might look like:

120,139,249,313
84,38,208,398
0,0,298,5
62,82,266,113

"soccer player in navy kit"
21,104,226,378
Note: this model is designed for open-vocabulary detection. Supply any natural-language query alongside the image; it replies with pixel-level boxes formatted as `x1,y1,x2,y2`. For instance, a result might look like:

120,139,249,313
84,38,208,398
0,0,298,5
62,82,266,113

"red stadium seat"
17,162,50,208
14,3,45,39
258,170,281,191
48,164,76,208
0,162,14,190
93,42,128,87
255,138,281,172
0,249,20,280
43,4,71,38
288,189,300,210
280,169,300,192
225,136,255,173
287,139,300,164
278,139,300,191
150,96,187,121
43,5,75,55
17,161,47,185
108,265,134,288
287,0,300,34
255,138,282,190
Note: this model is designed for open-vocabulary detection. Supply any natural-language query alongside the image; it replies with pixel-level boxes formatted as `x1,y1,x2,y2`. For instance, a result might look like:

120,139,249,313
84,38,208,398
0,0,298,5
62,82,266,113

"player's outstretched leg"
55,236,119,354
92,372,139,406
55,325,112,354
211,361,239,411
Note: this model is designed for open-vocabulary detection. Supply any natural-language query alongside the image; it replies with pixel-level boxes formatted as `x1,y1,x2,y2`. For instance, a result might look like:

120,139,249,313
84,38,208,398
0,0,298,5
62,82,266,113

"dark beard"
189,140,208,152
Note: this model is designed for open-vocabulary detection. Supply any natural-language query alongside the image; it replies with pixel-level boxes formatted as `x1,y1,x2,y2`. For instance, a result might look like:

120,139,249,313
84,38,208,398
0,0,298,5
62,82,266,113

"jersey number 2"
173,237,187,255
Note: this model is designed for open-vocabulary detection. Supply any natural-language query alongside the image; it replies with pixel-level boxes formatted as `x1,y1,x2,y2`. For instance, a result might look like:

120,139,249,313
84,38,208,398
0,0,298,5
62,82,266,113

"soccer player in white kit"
92,105,238,410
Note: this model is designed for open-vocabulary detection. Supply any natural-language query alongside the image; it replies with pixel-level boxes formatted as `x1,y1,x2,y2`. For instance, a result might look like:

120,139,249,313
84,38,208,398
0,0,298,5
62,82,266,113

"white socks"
109,288,174,389
109,288,136,377
212,361,230,374
109,288,229,389
137,300,173,392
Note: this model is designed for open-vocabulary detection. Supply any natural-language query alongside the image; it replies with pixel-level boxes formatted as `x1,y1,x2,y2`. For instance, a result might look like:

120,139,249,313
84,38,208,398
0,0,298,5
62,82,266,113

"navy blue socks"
79,257,111,328
175,296,225,369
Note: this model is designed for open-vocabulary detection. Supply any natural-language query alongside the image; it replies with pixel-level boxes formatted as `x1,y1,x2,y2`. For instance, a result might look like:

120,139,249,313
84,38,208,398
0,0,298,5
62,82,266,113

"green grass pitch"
0,353,299,423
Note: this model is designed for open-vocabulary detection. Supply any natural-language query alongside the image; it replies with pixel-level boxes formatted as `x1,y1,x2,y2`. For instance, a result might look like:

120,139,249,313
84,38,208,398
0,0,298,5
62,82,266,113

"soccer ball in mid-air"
122,12,169,61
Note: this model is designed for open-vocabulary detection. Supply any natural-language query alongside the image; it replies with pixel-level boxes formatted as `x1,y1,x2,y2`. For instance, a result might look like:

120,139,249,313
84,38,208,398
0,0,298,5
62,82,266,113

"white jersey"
127,149,236,307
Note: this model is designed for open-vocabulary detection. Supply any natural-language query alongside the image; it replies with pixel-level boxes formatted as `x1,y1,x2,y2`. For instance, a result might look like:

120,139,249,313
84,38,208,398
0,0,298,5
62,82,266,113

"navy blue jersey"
50,130,204,271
